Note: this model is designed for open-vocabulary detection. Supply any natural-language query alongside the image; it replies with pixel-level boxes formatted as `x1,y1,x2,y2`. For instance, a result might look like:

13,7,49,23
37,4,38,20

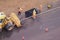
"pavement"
0,6,60,40
0,0,60,40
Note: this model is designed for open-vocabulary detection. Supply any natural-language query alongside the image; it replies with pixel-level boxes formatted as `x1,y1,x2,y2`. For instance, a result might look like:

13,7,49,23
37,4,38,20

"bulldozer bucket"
10,13,22,27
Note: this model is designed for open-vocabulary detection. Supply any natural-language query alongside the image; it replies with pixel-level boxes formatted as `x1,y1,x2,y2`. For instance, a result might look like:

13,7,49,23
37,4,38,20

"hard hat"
33,9,36,14
19,8,23,11
47,4,52,8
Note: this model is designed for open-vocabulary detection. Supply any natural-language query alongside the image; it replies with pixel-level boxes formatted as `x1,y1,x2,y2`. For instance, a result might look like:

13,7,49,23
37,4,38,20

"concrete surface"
0,0,60,40
1,6,60,40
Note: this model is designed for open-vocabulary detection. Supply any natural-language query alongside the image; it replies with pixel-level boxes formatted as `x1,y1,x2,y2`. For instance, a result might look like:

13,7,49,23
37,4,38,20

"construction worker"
47,4,52,9
40,4,43,12
45,27,48,32
18,8,23,15
22,36,24,40
32,9,37,19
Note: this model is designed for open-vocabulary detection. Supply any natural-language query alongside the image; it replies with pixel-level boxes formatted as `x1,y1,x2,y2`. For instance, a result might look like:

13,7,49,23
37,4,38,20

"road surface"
1,7,60,40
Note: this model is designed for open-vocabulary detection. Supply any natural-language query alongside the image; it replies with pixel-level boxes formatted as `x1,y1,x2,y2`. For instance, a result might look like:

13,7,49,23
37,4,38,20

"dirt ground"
0,0,59,15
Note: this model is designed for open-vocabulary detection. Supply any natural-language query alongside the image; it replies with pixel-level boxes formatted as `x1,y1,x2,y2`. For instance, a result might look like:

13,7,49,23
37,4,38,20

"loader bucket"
10,13,22,27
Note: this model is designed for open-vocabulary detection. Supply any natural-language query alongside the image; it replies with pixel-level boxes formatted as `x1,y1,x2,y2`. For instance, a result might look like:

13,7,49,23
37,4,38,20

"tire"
0,28,2,32
5,22,14,31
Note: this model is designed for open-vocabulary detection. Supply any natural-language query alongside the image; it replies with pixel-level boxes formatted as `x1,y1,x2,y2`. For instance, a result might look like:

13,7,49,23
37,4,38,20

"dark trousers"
18,11,21,15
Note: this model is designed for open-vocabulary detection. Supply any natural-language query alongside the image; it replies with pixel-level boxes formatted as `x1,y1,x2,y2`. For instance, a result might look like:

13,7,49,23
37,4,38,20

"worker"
40,4,43,12
45,27,48,32
47,4,52,9
32,9,36,19
18,8,23,15
22,36,24,40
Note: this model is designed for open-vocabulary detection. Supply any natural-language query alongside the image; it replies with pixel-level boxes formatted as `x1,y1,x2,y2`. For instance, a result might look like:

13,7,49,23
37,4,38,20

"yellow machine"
0,12,22,32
